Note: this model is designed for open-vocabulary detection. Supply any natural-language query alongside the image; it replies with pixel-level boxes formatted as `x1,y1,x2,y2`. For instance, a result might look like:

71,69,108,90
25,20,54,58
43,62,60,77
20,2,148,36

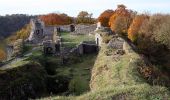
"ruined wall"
107,37,124,49
71,24,97,35
70,41,98,55
28,19,45,43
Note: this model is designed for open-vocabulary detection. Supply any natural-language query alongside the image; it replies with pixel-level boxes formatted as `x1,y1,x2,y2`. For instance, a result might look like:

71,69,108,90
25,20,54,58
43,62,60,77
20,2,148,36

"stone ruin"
107,37,125,49
27,18,62,55
28,19,45,44
55,24,97,35
42,27,61,55
70,41,98,55
95,27,114,46
27,18,99,55
71,24,97,35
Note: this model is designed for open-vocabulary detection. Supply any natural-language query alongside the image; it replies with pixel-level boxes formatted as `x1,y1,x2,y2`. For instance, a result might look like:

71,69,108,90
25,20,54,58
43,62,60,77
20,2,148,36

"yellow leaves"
0,49,6,61
139,66,152,78
109,5,132,35
39,13,73,25
128,15,149,42
98,10,114,27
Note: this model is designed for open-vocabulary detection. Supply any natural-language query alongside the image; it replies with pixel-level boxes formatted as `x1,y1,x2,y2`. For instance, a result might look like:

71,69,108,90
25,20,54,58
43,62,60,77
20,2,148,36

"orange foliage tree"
98,10,114,27
109,4,135,36
39,13,73,26
0,49,6,61
128,15,149,42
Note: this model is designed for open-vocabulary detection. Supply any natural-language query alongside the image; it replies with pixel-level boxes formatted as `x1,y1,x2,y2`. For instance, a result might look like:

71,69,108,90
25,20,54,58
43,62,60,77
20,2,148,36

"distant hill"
0,14,34,38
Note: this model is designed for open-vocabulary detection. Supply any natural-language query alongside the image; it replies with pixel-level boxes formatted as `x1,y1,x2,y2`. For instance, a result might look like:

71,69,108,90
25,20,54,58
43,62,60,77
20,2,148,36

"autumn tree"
153,15,170,49
136,14,170,56
76,11,96,24
0,49,6,61
128,14,149,42
109,4,135,36
98,10,114,27
39,13,73,26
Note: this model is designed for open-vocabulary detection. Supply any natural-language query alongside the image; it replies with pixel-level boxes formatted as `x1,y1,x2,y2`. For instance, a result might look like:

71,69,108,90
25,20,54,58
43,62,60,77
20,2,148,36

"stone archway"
70,25,75,32
96,38,99,46
57,27,61,32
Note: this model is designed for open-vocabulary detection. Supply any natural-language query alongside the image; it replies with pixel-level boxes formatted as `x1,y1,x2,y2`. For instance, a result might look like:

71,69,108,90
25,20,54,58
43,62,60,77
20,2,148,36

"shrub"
154,16,170,49
102,34,113,43
68,77,88,95
128,14,149,42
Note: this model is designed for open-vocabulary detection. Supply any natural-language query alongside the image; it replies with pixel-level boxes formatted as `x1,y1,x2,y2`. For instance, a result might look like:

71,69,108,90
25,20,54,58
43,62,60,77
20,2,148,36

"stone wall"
107,37,124,49
71,24,97,35
70,41,98,55
28,19,45,43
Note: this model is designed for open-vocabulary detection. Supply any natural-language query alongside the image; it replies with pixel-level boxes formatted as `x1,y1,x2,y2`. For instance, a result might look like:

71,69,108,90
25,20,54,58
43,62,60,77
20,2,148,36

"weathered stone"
28,19,45,43
107,38,124,49
70,41,98,55
71,24,97,35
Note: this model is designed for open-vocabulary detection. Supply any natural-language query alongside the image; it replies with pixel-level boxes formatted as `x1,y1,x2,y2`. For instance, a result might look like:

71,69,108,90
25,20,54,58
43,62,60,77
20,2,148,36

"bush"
0,63,47,100
46,75,70,94
68,77,88,95
102,34,113,43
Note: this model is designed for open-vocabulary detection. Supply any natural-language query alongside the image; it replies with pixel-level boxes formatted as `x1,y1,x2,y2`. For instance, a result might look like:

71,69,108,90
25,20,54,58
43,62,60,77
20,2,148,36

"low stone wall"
107,37,124,49
70,41,98,55
71,24,97,35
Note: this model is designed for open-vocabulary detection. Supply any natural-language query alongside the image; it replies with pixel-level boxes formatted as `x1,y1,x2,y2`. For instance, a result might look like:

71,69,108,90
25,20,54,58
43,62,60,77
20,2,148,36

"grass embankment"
42,42,170,100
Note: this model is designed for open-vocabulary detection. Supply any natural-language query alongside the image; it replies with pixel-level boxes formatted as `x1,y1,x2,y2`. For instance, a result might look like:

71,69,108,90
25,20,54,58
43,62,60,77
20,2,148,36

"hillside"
40,40,170,100
0,14,33,38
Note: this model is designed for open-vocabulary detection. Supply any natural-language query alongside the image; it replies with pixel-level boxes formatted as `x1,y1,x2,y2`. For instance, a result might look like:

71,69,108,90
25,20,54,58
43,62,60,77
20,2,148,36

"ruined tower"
28,19,45,43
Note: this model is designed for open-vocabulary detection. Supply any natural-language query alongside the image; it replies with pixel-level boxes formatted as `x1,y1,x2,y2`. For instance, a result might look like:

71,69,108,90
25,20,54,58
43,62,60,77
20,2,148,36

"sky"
0,0,170,18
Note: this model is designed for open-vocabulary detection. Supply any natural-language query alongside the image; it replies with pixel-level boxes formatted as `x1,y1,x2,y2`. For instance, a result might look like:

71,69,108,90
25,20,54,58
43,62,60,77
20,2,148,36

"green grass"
56,54,97,95
60,32,95,48
40,43,170,100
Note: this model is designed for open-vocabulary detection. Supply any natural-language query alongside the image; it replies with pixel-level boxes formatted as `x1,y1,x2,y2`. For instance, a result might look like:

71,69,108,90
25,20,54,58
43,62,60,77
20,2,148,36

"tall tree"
98,10,114,27
76,11,95,24
39,13,73,25
109,4,134,36
128,14,149,42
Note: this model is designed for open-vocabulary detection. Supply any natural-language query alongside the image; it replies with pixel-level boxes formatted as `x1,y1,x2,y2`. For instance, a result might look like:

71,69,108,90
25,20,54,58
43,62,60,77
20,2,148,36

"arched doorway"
70,25,75,32
57,27,61,32
96,38,99,46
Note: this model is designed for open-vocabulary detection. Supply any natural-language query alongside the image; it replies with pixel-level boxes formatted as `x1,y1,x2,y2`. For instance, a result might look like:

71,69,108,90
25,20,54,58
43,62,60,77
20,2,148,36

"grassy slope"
42,42,170,100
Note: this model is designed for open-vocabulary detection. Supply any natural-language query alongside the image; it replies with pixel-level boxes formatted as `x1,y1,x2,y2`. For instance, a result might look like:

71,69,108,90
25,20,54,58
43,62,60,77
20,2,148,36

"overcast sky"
0,0,170,17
